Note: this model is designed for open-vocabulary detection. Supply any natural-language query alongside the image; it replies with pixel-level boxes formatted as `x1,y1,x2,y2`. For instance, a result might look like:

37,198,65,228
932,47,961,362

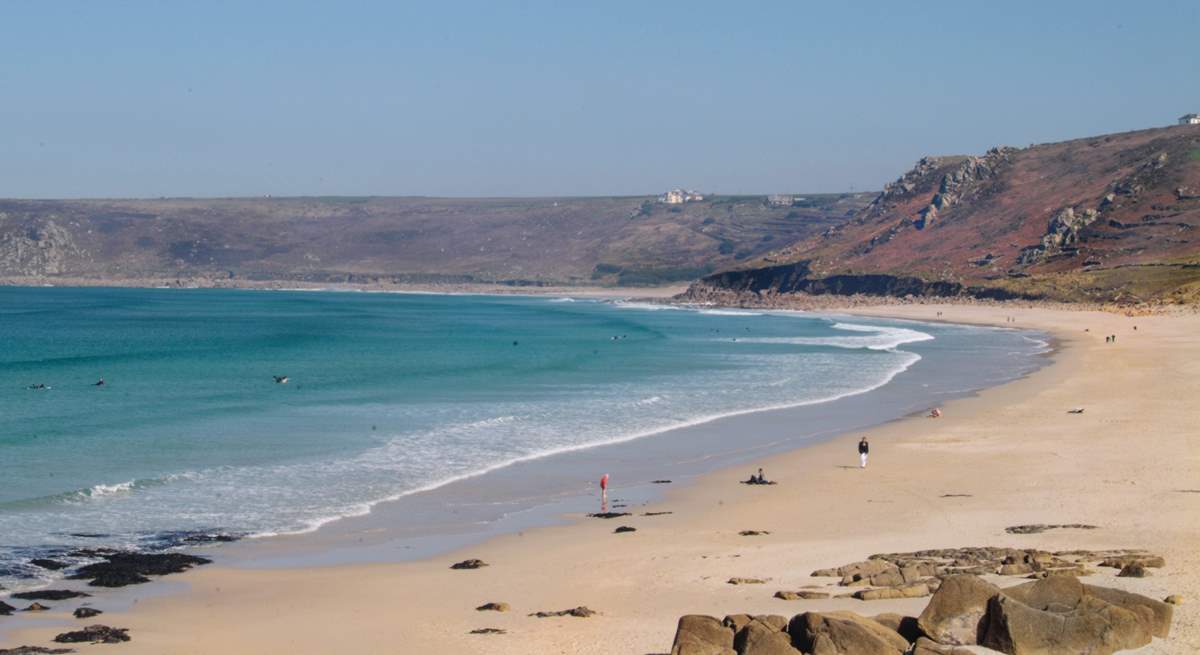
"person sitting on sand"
858,437,869,469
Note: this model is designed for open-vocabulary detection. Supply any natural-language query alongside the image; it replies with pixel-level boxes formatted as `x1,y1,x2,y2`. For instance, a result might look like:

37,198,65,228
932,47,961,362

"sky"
1,1,1197,198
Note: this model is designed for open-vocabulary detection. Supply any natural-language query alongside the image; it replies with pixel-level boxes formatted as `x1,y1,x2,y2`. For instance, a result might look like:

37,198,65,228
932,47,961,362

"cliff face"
0,194,870,287
690,124,1200,304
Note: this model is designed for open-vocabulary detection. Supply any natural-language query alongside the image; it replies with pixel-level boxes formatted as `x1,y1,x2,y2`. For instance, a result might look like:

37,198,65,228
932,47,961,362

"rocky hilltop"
0,194,869,288
687,124,1200,304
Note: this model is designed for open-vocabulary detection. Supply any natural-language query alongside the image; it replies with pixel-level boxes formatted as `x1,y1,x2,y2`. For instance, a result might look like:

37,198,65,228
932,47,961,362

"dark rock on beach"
530,606,595,618
469,628,506,634
53,625,130,644
643,511,673,516
74,607,103,619
450,559,488,570
0,601,15,616
22,603,51,612
739,530,770,536
614,526,636,533
12,590,91,601
29,559,70,571
68,552,211,587
651,479,672,484
1005,523,1097,534
587,512,630,519
0,648,75,655
475,602,509,612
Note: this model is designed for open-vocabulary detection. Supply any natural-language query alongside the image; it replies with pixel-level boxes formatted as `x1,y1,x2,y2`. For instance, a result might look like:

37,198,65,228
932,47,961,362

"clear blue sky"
2,1,1197,198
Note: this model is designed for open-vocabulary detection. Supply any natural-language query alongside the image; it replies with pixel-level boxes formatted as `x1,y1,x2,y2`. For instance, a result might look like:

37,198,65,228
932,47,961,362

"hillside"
0,194,870,288
687,124,1200,304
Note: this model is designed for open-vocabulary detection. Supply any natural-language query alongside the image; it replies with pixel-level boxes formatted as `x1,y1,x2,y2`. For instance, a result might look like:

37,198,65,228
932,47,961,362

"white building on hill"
660,189,704,204
1180,113,1200,125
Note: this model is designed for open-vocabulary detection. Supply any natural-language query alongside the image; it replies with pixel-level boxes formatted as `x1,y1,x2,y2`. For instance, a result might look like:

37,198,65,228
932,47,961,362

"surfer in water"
94,377,105,387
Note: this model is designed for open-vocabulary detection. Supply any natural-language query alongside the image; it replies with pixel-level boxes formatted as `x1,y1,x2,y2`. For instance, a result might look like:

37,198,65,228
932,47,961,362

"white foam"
739,322,933,351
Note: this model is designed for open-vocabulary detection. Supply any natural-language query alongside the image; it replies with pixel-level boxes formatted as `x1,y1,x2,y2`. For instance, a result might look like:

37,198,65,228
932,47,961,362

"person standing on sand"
858,437,869,468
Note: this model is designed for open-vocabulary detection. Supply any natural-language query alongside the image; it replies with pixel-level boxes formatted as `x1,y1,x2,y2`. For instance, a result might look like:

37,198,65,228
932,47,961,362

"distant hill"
0,193,870,288
688,124,1200,304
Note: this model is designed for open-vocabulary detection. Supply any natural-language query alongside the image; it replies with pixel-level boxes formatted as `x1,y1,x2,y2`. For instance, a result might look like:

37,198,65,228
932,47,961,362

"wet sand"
5,304,1198,653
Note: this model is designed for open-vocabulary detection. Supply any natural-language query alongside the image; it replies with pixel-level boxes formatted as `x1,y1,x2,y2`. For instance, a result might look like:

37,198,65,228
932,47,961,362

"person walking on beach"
858,437,869,469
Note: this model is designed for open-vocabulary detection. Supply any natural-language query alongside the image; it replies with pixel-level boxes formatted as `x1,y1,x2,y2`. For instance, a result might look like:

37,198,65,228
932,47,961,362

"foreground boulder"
53,625,130,644
733,616,796,655
671,615,735,655
917,575,1001,645
982,592,1149,654
789,611,909,654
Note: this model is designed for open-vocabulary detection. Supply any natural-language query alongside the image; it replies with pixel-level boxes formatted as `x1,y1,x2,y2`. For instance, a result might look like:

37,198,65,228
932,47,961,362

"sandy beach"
5,303,1198,654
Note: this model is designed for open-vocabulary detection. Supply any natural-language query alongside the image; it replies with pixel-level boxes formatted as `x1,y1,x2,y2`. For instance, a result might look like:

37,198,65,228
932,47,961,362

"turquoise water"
0,287,1043,587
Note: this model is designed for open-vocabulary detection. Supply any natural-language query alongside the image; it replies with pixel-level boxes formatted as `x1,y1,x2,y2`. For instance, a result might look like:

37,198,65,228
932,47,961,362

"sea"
0,287,1050,589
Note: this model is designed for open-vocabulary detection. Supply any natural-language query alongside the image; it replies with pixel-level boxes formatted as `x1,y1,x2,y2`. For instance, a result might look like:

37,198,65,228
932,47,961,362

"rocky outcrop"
11,590,91,601
68,552,211,587
671,570,1173,654
450,559,488,570
475,602,509,612
0,601,15,616
52,625,130,644
670,615,735,655
0,218,88,276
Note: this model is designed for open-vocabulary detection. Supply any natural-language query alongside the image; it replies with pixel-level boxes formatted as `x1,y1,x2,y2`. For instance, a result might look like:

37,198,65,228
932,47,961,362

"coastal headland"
3,301,1196,654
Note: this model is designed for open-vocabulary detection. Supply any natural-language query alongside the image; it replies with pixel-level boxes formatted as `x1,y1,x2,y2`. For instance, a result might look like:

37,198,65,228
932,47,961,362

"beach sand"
6,304,1198,653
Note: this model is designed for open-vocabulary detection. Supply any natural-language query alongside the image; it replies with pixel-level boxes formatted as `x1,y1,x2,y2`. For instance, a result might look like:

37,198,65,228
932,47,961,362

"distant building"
660,189,704,204
767,194,794,207
1180,113,1200,125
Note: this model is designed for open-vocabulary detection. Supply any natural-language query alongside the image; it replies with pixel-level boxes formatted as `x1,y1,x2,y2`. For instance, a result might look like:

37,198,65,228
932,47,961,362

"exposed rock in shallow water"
74,607,103,619
450,559,488,570
53,625,130,644
29,559,69,571
12,590,91,601
68,552,211,587
22,603,51,612
529,606,595,618
0,601,15,615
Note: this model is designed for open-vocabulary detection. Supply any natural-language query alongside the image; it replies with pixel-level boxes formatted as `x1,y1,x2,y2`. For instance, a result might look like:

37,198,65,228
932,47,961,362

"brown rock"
22,603,50,612
469,628,506,635
910,636,977,654
475,602,509,612
1117,562,1148,577
871,613,922,643
1099,555,1165,569
529,606,595,618
998,563,1033,576
788,611,908,654
53,625,130,644
671,615,736,655
853,582,931,601
733,617,798,655
1084,584,1173,638
917,574,1001,645
450,559,488,570
774,590,829,601
727,577,769,585
1164,594,1183,605
981,592,1150,655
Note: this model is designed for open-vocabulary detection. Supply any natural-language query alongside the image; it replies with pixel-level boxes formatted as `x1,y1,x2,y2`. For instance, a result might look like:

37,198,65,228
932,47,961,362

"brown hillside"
0,194,869,287
693,124,1200,304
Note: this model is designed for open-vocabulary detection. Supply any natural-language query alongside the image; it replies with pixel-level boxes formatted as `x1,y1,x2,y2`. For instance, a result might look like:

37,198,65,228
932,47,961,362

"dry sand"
5,304,1198,653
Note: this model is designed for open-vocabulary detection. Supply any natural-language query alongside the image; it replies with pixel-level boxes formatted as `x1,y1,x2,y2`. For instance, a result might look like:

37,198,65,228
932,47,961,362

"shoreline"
3,303,1197,653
